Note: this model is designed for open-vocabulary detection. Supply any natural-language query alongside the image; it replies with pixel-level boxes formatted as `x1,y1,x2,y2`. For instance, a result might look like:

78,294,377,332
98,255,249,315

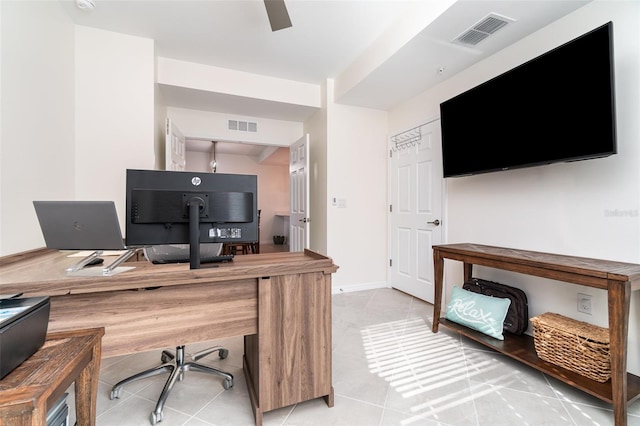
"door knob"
427,219,441,226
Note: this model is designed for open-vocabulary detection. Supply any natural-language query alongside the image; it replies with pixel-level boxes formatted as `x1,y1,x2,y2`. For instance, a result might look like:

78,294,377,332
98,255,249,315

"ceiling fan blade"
264,0,292,32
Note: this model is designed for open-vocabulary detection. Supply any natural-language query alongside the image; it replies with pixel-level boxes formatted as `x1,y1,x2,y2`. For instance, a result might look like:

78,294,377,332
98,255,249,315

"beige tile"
83,288,636,426
282,396,383,426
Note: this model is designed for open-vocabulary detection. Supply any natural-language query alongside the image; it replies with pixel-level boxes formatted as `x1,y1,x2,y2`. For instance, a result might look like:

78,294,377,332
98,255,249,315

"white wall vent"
453,13,514,46
228,119,257,133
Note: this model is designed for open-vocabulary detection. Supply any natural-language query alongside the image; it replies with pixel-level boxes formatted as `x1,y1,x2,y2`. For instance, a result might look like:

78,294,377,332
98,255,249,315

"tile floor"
66,288,640,426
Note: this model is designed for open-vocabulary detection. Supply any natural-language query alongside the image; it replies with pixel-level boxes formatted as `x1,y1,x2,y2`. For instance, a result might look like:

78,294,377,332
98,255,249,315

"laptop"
33,201,126,250
33,201,135,274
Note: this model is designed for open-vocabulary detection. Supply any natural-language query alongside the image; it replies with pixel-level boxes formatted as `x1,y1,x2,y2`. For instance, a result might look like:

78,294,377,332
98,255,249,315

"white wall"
326,80,389,291
0,12,156,256
74,26,155,222
155,83,168,170
157,57,320,110
390,1,640,374
0,1,75,255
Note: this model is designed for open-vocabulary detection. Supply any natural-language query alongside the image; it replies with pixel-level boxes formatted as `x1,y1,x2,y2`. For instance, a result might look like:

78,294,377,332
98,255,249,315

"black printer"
0,296,50,379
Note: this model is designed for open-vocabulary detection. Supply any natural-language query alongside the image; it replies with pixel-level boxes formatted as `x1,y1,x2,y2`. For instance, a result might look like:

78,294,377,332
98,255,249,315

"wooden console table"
0,327,104,426
432,243,640,426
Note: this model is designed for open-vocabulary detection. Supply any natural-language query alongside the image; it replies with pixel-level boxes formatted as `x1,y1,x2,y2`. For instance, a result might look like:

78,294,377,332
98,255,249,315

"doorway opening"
184,138,290,253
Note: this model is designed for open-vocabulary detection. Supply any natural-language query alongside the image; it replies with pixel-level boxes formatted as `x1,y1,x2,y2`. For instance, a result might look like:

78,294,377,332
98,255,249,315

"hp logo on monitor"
191,176,202,186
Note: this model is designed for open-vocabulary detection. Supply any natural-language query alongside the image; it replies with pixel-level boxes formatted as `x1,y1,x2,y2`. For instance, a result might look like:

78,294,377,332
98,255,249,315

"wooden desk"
432,243,640,426
0,327,104,426
0,249,338,425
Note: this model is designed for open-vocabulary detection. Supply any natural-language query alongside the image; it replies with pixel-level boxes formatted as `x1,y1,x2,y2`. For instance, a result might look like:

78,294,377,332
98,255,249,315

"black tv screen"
440,21,616,178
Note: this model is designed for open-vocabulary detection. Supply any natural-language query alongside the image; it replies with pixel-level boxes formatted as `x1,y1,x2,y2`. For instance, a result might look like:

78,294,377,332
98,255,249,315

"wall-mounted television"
440,21,616,178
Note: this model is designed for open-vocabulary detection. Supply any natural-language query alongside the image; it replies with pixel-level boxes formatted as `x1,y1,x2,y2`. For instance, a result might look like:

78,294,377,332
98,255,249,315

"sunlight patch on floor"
361,317,531,422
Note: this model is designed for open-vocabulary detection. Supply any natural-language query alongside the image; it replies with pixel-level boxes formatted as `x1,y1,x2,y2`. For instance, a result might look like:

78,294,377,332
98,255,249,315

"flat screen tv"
440,21,616,178
125,169,258,269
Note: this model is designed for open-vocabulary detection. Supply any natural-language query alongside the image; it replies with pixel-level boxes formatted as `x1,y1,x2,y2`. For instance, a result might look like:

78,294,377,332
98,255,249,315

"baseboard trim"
332,281,389,294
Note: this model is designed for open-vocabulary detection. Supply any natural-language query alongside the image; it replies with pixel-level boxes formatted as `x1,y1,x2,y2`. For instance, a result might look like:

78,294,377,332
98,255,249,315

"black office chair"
110,344,233,425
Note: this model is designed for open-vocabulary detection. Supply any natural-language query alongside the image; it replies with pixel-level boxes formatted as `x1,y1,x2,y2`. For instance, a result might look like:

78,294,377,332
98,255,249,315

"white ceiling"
59,0,590,159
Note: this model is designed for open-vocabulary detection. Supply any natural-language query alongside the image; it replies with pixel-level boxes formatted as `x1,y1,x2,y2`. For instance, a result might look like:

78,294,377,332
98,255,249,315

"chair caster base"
150,410,163,425
223,377,233,390
109,345,233,425
109,387,122,400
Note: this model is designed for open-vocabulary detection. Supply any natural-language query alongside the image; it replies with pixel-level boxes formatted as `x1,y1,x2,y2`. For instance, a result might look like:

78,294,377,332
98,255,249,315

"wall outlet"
577,293,592,315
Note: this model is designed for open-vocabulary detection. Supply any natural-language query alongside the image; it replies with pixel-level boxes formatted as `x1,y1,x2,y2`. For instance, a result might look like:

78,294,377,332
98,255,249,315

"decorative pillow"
445,286,511,340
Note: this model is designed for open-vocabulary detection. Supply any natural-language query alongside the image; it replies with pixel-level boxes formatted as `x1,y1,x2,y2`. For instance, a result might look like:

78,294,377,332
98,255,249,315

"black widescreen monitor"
125,169,258,269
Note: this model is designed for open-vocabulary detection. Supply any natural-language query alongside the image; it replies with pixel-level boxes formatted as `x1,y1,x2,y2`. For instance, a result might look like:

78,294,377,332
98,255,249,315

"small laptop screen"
33,201,126,251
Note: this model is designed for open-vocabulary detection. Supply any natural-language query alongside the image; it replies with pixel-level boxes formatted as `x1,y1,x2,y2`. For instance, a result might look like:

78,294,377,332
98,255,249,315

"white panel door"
388,120,443,303
289,134,310,252
165,118,186,171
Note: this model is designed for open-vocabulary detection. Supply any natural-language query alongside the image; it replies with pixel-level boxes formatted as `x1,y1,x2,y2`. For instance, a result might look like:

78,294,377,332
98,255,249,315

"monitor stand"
187,196,205,270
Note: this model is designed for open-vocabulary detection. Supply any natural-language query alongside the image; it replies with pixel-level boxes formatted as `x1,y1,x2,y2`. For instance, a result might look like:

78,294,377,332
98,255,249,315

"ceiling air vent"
453,13,514,47
228,119,257,133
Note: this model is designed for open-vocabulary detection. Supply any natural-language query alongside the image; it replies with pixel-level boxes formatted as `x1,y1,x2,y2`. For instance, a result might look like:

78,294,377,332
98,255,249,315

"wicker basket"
530,312,611,382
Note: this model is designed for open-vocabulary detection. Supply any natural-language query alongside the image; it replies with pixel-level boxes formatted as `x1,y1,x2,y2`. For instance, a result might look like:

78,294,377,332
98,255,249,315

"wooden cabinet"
244,271,333,425
432,243,640,426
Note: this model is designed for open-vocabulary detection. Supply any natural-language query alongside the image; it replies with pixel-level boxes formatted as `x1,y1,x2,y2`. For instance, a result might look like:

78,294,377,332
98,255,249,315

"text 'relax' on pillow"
445,285,511,340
